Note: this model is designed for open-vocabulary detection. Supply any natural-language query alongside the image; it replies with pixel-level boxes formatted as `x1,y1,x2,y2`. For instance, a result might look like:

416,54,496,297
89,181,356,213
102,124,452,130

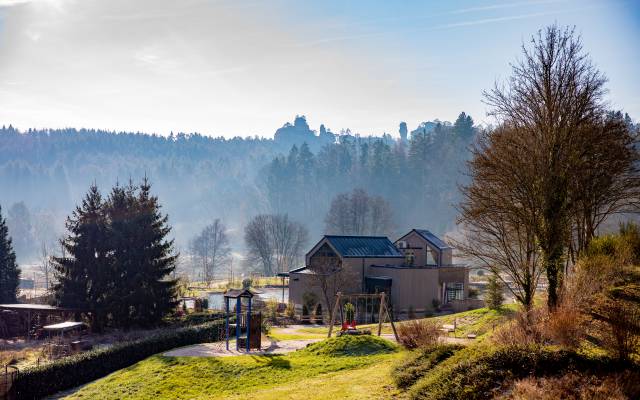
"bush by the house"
13,320,225,399
397,319,441,349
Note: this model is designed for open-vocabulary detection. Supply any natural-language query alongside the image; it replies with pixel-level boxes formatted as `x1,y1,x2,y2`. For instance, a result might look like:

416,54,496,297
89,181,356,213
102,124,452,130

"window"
445,282,464,302
405,251,415,265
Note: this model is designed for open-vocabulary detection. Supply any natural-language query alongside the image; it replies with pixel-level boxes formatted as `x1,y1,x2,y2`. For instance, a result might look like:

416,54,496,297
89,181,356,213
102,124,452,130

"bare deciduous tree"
244,214,308,276
455,125,543,309
39,242,53,290
324,188,393,236
307,251,358,323
477,25,639,309
190,219,231,284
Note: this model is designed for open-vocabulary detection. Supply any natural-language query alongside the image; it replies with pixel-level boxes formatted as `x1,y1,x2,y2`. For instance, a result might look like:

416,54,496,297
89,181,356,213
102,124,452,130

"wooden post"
382,293,399,341
225,297,229,350
327,292,341,338
246,296,251,352
235,297,241,351
377,293,385,336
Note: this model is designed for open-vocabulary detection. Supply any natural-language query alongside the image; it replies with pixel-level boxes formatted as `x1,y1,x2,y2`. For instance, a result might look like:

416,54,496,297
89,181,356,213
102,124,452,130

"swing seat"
341,321,357,331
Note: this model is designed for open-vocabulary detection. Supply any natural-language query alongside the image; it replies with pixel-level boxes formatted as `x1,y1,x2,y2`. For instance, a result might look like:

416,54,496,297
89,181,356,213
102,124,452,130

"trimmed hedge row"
410,345,631,400
392,344,463,389
13,320,225,399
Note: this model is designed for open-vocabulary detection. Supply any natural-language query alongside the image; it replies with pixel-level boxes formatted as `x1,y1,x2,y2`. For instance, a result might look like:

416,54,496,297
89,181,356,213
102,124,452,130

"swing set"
327,292,399,341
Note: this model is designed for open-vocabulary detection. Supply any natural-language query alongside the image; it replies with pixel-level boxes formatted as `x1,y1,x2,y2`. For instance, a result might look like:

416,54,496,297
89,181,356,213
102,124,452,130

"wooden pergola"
0,304,85,340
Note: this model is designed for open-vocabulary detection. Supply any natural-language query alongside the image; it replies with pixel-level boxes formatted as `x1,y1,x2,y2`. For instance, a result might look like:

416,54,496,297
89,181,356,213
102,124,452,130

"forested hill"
0,113,476,263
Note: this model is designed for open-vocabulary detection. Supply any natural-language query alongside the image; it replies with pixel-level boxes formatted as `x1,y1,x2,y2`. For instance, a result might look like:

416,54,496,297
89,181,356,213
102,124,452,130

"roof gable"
412,229,452,250
323,235,404,258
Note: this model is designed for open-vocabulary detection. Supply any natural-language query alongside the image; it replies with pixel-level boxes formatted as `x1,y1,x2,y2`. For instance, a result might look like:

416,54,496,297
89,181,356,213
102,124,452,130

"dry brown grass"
501,370,640,400
492,301,585,349
396,319,441,349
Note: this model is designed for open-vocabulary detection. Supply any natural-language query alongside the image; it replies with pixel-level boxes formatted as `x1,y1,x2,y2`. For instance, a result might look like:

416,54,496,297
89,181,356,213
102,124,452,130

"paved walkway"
163,337,321,357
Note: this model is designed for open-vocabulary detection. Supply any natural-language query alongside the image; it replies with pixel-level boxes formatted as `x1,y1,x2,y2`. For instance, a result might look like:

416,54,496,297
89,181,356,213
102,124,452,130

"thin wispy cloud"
451,0,565,14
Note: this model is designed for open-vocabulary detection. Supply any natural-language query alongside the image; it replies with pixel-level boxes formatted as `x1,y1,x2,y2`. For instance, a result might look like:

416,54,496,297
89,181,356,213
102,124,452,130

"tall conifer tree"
0,205,20,303
106,179,177,328
53,185,111,325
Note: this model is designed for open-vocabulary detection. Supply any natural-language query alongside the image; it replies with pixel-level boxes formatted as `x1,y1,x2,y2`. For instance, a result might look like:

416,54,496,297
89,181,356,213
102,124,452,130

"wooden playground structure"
223,289,262,352
327,292,399,341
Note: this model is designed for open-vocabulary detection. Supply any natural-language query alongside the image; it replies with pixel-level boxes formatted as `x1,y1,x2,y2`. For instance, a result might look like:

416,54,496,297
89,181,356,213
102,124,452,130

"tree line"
261,112,477,238
1,114,473,264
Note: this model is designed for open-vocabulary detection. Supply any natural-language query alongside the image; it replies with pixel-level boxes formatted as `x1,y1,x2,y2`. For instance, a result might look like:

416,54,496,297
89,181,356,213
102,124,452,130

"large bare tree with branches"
461,25,639,310
244,214,308,276
456,125,543,309
190,219,231,284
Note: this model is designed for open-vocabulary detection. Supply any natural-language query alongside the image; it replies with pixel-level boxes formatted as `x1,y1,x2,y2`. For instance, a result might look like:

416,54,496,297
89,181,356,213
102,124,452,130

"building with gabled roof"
288,228,477,318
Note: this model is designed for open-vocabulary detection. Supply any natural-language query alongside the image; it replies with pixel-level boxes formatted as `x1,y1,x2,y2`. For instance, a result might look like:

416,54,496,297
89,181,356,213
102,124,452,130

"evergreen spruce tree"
0,205,20,303
53,185,111,327
486,273,504,310
134,177,177,326
107,179,177,328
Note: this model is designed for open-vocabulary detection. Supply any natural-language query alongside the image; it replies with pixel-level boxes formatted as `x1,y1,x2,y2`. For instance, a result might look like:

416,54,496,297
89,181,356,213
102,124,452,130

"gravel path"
163,337,321,357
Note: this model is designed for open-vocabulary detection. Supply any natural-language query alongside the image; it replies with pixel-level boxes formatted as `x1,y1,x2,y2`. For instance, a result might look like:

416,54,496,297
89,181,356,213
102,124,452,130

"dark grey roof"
224,288,256,298
324,235,404,258
413,229,452,250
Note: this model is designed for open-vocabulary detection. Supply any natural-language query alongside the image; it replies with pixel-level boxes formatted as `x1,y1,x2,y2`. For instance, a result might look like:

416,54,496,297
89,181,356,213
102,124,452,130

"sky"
0,0,638,138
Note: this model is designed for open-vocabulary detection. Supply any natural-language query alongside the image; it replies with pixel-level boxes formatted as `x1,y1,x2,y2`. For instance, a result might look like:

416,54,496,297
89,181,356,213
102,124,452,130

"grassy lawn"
63,336,402,400
432,304,518,338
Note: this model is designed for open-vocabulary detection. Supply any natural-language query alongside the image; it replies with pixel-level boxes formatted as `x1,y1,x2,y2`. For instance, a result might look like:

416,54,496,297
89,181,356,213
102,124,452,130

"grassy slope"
268,305,519,341
63,336,402,400
63,307,518,399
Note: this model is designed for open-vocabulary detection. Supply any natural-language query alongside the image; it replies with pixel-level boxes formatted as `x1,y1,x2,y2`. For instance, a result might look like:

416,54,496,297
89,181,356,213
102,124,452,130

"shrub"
264,298,279,324
397,319,441,349
13,320,224,399
486,273,504,310
504,370,640,400
181,311,224,326
543,302,584,349
303,335,397,357
492,308,547,346
392,344,463,389
285,302,296,319
409,345,631,400
242,277,253,289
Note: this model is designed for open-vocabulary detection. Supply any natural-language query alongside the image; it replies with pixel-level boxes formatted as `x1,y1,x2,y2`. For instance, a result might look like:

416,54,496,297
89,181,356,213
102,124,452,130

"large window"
445,282,464,302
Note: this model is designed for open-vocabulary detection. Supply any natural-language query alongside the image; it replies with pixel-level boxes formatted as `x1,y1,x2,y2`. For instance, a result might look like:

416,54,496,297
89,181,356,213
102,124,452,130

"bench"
441,324,455,333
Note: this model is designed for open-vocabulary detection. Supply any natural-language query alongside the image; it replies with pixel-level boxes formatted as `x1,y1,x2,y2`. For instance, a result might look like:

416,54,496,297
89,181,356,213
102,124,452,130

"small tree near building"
486,273,504,310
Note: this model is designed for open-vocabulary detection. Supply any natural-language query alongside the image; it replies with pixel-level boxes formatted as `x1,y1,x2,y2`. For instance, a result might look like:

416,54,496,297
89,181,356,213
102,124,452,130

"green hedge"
392,344,463,389
410,345,630,400
13,320,225,399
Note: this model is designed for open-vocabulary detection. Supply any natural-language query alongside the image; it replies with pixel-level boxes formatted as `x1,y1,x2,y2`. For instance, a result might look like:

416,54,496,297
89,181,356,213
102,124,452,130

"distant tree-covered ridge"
0,113,479,263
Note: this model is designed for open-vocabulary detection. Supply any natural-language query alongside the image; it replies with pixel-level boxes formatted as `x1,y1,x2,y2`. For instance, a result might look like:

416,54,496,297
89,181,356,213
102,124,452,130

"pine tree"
486,273,504,310
53,185,111,325
0,205,20,303
132,178,177,326
104,182,138,328
107,179,177,328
